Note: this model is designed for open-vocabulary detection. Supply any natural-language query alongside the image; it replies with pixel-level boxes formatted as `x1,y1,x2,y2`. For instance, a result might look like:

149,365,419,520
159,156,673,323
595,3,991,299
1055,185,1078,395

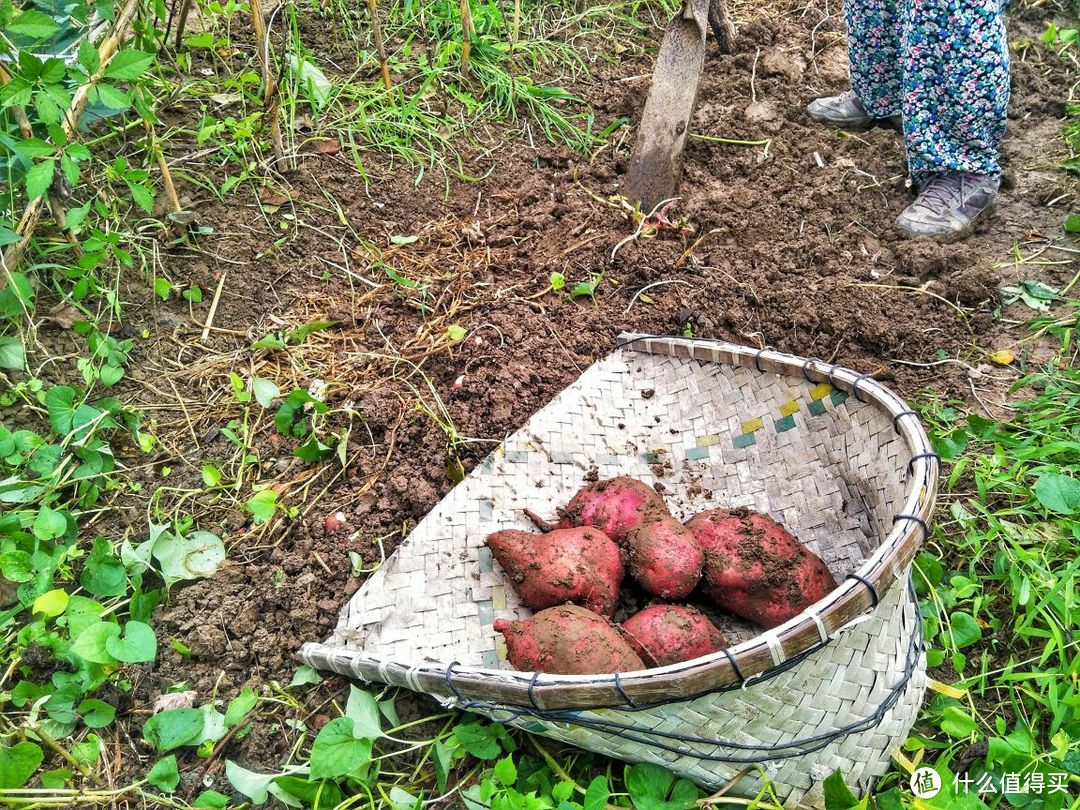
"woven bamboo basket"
301,334,937,808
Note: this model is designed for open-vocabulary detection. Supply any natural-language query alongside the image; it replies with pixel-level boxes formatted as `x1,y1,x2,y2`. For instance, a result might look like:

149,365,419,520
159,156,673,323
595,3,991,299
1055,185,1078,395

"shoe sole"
807,112,903,133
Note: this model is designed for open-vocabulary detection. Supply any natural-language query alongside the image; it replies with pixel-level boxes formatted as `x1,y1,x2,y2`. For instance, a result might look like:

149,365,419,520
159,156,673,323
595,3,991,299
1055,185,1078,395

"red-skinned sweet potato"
687,507,836,628
627,516,703,599
621,605,728,667
555,477,667,544
494,605,645,674
485,527,624,617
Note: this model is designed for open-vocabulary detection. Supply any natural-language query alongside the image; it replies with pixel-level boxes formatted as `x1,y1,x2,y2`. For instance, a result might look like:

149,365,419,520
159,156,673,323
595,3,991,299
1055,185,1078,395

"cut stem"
135,86,181,215
460,0,474,72
250,0,285,163
366,0,392,94
512,0,521,46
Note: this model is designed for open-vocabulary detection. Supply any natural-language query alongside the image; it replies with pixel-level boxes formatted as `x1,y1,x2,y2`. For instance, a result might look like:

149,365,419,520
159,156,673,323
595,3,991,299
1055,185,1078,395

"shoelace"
914,173,969,215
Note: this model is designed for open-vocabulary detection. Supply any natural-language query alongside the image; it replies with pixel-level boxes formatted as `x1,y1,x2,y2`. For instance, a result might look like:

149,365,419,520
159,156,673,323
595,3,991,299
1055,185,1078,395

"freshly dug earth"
84,0,1078,789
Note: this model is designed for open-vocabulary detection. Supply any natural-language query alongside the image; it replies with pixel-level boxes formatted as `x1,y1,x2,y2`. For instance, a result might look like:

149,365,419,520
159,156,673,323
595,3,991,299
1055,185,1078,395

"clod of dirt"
895,239,980,280
325,511,347,534
760,47,807,80
743,100,782,132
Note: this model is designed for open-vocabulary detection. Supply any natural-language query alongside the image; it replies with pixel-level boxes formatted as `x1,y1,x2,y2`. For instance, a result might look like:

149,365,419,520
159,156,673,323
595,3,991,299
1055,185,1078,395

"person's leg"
807,0,904,127
892,0,1009,240
845,0,903,117
899,0,1010,182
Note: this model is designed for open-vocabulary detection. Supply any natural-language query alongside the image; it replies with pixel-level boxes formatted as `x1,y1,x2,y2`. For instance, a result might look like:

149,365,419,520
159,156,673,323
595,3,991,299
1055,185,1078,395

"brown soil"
71,0,1079,793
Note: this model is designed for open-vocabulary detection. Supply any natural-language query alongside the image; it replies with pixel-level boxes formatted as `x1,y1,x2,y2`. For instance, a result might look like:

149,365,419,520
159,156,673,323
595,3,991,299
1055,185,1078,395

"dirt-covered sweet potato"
485,527,624,617
687,507,836,628
627,516,703,599
554,477,667,544
621,605,728,667
494,605,645,674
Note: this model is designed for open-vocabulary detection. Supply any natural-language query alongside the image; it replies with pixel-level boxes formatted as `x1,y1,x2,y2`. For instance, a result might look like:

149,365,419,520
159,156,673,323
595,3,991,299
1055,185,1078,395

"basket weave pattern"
302,336,936,808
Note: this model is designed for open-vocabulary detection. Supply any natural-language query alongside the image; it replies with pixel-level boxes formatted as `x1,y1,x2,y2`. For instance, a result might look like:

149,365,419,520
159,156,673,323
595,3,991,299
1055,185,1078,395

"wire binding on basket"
722,648,745,685
754,347,768,373
613,672,637,707
893,513,930,543
892,410,919,434
528,672,543,710
801,358,825,382
846,573,880,608
908,451,941,475
851,373,874,403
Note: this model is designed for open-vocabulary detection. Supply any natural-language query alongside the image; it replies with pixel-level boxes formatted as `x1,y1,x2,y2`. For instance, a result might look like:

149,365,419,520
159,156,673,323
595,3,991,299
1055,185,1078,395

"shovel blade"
625,0,709,211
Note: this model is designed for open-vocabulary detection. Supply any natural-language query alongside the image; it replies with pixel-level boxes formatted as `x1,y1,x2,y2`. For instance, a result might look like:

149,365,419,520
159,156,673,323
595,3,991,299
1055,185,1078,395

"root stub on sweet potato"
621,604,728,667
494,605,646,674
485,527,624,617
687,507,837,629
555,476,666,544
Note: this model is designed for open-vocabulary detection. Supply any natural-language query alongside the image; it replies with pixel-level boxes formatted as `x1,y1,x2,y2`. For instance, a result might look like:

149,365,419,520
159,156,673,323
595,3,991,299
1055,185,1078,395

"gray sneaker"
806,90,902,131
894,172,999,242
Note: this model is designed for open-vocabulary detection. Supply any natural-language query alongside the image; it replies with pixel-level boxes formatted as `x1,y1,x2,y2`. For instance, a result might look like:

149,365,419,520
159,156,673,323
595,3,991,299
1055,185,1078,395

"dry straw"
302,334,937,807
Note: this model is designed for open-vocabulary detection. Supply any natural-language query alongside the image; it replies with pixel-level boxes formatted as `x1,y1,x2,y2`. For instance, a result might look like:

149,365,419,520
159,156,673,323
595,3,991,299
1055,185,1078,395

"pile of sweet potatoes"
486,477,836,675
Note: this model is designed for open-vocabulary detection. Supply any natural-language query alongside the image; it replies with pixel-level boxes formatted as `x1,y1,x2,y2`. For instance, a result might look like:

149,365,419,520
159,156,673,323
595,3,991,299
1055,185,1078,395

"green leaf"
1033,473,1080,515
77,698,116,728
152,529,225,587
6,9,59,39
874,788,904,810
246,489,279,524
294,434,333,463
252,378,279,408
70,621,120,664
288,665,323,687
447,324,466,341
950,612,982,648
225,761,278,804
549,271,566,291
1065,214,1080,234
388,787,421,810
274,776,344,808
193,790,231,809
104,50,155,80
940,706,978,738
40,769,72,789
25,158,54,201
147,755,179,793
287,54,332,107
32,588,68,617
309,717,373,780
823,770,862,809
201,465,222,487
493,755,517,787
33,505,68,540
625,763,702,810
390,234,419,245
81,537,127,597
583,775,610,810
143,708,205,753
345,686,382,739
0,741,44,789
225,687,258,727
94,83,130,110
0,335,25,370
105,620,157,663
453,722,502,760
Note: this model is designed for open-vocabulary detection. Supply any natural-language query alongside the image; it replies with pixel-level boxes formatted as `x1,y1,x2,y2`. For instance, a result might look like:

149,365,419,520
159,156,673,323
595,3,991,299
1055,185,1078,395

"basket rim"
300,334,938,711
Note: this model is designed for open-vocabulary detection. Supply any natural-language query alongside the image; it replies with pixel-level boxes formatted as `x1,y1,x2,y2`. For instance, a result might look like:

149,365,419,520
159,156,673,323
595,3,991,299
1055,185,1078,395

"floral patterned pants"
844,0,1010,181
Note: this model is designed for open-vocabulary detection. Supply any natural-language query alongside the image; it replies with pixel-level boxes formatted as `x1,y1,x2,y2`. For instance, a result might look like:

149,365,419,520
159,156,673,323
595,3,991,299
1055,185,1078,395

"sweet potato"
555,477,667,544
621,605,728,667
627,516,703,599
494,605,645,674
687,507,836,628
485,527,624,617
